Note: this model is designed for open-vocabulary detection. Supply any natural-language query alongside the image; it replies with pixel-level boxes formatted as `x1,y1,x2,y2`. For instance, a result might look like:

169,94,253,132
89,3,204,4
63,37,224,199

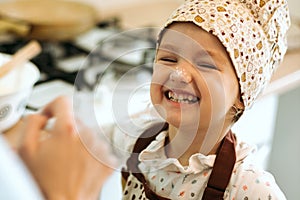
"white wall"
268,86,300,200
232,95,279,169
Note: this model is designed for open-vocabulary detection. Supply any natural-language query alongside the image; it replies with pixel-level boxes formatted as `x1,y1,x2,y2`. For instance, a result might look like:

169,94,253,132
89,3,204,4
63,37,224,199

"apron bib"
122,123,236,200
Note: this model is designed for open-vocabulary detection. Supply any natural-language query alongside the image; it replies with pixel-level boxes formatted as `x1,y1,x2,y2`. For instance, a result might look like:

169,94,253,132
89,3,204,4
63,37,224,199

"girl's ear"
234,96,245,111
231,97,245,123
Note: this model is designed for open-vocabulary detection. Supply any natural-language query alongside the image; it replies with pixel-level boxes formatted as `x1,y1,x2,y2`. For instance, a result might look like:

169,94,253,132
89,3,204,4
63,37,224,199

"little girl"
116,0,290,199
11,0,290,199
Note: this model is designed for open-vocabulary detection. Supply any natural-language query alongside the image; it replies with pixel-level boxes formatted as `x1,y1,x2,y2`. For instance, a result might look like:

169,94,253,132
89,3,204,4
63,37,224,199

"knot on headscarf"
261,2,290,69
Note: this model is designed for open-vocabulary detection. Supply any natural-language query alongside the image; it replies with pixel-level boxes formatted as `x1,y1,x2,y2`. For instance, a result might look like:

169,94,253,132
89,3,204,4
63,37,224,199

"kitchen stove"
0,19,157,111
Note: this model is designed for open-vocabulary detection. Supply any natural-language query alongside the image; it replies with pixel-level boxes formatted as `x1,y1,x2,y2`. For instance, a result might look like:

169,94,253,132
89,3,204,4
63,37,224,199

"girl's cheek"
151,63,172,86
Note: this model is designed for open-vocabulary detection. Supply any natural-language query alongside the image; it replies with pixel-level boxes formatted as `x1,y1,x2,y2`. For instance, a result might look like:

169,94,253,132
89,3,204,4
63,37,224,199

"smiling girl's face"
150,22,241,135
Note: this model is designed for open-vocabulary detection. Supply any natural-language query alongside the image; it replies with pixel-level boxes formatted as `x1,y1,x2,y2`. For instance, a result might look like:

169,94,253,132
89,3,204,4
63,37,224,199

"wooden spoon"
0,40,41,78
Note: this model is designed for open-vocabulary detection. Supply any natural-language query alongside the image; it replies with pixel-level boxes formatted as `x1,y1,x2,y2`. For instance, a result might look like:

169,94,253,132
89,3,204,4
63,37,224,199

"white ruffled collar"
138,129,255,174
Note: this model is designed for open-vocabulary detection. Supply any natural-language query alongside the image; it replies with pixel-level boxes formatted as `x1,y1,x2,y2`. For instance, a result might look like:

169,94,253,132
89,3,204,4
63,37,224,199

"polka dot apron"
122,123,236,200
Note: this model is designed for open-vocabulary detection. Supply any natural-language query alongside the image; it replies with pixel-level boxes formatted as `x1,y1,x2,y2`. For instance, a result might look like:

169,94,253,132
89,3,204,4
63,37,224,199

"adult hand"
18,96,117,200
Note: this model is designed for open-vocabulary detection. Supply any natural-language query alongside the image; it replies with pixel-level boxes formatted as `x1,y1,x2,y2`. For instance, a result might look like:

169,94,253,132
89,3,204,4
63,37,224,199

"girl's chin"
165,115,201,129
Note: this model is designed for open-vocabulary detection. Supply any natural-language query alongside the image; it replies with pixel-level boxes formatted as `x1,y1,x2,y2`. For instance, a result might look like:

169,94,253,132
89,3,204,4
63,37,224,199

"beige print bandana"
163,0,290,109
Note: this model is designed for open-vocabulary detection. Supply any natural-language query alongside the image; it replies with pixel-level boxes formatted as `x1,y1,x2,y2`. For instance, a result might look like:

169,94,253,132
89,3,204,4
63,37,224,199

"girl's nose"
169,67,192,84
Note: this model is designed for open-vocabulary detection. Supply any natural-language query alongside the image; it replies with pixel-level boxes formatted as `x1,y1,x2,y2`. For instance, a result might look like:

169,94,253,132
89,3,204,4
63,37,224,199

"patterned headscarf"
162,0,290,109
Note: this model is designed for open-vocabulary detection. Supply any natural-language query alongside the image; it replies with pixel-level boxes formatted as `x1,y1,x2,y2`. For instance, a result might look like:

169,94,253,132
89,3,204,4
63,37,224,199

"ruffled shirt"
110,116,286,199
137,130,286,199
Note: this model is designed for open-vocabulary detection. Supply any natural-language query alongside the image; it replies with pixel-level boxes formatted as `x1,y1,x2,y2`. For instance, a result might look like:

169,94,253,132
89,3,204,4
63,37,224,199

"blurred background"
0,0,299,199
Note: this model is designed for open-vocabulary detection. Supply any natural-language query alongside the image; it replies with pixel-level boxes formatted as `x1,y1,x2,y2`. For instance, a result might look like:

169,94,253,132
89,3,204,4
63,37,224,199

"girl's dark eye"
196,63,218,70
160,58,177,63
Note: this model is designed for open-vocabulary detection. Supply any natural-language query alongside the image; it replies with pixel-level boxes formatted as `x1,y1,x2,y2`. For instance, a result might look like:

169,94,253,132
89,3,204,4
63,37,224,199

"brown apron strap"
202,131,237,200
126,123,169,173
122,124,236,200
122,123,170,200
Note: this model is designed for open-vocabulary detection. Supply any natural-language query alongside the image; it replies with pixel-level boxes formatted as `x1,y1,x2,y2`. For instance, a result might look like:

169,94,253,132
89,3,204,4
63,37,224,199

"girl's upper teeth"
168,91,198,103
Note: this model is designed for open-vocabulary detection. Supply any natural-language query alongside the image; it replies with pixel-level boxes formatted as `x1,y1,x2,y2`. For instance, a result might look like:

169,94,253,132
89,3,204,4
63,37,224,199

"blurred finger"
19,114,48,157
41,96,71,117
40,96,76,136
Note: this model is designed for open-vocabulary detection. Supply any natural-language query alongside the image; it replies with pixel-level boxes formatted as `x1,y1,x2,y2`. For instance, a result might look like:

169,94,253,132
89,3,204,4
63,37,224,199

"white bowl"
0,53,40,132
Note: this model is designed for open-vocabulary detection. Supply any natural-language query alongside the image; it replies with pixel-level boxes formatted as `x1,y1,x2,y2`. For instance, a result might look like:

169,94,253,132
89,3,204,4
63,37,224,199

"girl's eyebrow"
159,43,217,59
158,43,227,69
158,44,177,53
